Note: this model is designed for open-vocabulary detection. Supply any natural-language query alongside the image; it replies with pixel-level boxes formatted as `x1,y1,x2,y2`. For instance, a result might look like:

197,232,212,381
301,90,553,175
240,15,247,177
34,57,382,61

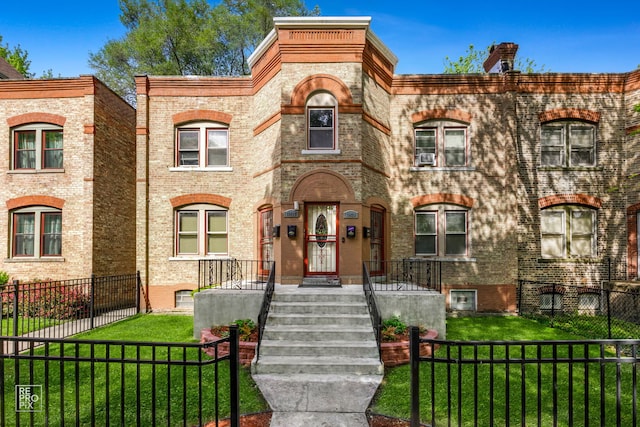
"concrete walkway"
252,285,383,426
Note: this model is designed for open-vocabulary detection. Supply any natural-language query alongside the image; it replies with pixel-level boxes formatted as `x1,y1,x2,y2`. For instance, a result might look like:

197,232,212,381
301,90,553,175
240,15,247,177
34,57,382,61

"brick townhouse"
0,75,136,280
2,16,639,312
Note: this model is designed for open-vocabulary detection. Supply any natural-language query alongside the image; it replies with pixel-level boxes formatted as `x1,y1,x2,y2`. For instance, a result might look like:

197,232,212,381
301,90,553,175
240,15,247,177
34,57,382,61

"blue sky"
1,1,638,78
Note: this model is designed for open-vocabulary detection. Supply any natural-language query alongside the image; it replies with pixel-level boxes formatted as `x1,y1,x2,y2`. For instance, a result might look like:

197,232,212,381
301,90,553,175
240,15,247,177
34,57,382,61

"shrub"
2,280,90,320
381,316,408,342
0,271,9,288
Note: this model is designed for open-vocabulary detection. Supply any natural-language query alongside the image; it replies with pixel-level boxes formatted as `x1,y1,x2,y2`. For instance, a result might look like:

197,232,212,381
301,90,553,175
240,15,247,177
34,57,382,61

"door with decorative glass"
305,204,338,275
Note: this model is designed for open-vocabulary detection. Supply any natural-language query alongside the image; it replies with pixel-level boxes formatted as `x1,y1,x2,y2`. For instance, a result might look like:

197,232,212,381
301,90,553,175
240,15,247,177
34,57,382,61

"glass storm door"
305,204,338,275
370,208,385,275
259,209,273,275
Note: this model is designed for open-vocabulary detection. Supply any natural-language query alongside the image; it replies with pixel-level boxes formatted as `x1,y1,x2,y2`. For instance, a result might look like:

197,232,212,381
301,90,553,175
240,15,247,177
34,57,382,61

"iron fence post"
410,325,420,427
606,288,612,339
136,271,141,314
229,324,240,427
12,280,18,338
90,274,96,330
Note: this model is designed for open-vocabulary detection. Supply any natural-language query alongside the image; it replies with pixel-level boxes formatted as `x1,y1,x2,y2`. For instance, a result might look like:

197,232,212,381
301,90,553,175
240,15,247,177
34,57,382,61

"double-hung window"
176,205,228,256
540,122,596,167
11,207,62,258
415,121,468,167
176,123,229,168
305,92,338,152
12,124,63,170
540,206,596,258
415,206,469,257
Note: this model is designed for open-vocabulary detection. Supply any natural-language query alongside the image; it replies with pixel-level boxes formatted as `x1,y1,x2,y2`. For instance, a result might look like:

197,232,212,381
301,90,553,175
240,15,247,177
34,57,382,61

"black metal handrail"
256,264,276,360
363,262,382,360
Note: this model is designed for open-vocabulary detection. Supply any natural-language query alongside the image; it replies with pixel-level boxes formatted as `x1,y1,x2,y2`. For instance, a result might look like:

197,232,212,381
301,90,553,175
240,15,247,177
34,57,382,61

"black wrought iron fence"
198,259,274,291
1,273,140,346
364,259,441,292
518,280,640,339
0,326,240,427
408,327,640,427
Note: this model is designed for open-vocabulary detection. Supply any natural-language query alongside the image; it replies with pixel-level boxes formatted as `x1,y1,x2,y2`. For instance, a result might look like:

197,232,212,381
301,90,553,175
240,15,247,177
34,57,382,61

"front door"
305,203,338,276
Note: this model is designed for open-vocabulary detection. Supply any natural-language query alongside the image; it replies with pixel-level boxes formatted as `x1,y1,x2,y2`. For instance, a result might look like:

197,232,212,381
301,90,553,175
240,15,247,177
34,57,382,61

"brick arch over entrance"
290,169,355,202
289,74,354,108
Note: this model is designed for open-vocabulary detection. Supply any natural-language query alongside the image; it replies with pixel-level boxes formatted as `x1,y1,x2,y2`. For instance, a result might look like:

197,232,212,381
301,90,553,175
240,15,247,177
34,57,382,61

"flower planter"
381,329,439,367
200,328,257,366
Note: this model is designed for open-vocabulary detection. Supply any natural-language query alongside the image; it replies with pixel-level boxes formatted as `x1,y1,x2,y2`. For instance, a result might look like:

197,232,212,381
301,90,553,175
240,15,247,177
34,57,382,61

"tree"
0,35,33,78
443,44,547,74
89,0,318,103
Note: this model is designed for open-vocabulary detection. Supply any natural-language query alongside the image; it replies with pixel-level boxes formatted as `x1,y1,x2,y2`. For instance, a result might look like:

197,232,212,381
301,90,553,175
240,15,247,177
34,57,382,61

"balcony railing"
365,259,441,292
198,259,274,291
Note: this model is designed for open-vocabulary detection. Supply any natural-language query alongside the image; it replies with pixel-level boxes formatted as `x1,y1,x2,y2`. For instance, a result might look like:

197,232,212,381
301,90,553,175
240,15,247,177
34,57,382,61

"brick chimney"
483,42,519,73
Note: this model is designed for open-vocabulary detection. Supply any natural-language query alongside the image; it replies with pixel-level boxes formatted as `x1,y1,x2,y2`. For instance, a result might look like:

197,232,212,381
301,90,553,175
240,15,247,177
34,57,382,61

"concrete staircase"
251,286,383,426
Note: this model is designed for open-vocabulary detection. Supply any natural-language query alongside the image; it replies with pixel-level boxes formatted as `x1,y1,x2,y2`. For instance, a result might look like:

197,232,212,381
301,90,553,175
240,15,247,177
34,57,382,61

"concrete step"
274,292,363,304
266,312,371,326
259,339,379,358
262,325,376,341
255,356,384,375
269,301,369,315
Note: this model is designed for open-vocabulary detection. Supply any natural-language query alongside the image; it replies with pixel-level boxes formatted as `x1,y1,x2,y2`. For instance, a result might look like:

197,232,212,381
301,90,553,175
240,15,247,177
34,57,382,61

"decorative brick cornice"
411,193,475,208
538,108,601,124
253,111,281,136
538,194,602,209
7,112,66,127
363,112,391,135
411,109,472,124
7,195,65,210
172,110,232,126
170,194,231,209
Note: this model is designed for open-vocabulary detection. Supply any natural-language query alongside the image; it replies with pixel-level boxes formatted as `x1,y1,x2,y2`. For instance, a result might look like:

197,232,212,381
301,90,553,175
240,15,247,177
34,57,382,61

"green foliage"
233,318,256,341
0,271,9,287
381,315,407,341
443,43,548,74
90,0,318,103
0,35,32,78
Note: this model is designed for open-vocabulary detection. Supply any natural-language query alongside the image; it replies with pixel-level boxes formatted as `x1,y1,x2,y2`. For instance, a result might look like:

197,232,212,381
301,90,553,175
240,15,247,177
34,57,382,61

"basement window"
450,290,476,311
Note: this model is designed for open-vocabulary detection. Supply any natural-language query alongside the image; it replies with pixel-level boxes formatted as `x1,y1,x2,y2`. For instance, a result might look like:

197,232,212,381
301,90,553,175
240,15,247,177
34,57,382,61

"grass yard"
0,316,59,336
371,316,638,427
3,314,268,426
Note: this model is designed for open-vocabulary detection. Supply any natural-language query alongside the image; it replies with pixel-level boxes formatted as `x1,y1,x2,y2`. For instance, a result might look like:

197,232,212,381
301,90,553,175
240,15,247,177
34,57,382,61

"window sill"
301,149,341,155
169,166,233,172
169,256,231,261
5,257,65,263
414,256,476,262
537,257,602,264
410,166,476,172
537,166,603,172
7,169,65,174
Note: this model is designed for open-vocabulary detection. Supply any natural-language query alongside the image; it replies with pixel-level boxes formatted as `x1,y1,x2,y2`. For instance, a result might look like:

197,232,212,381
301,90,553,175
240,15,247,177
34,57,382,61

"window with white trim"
540,205,596,259
540,121,596,167
415,120,468,167
306,92,338,151
415,205,468,257
11,207,62,258
176,122,229,168
12,123,63,170
176,205,228,256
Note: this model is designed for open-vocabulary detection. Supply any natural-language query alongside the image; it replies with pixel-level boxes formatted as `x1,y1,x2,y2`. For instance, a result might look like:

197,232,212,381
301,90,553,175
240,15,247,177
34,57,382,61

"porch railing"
408,327,640,427
0,326,240,427
198,259,274,291
363,263,382,360
365,259,441,292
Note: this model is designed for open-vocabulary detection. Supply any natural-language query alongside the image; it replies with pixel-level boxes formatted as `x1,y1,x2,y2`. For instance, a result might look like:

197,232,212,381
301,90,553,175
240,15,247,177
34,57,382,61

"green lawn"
4,314,268,426
371,316,638,426
1,316,60,335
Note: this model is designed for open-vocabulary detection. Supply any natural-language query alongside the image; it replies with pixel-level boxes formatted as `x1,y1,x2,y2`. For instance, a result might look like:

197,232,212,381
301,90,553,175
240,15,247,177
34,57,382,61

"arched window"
12,123,63,170
11,206,62,258
540,205,596,258
175,204,228,256
540,121,596,167
175,122,229,168
306,92,338,151
414,120,469,167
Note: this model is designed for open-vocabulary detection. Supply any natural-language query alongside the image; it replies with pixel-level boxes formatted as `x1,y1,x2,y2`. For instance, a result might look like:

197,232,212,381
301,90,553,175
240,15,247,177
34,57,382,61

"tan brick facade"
2,17,639,313
1,76,136,281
